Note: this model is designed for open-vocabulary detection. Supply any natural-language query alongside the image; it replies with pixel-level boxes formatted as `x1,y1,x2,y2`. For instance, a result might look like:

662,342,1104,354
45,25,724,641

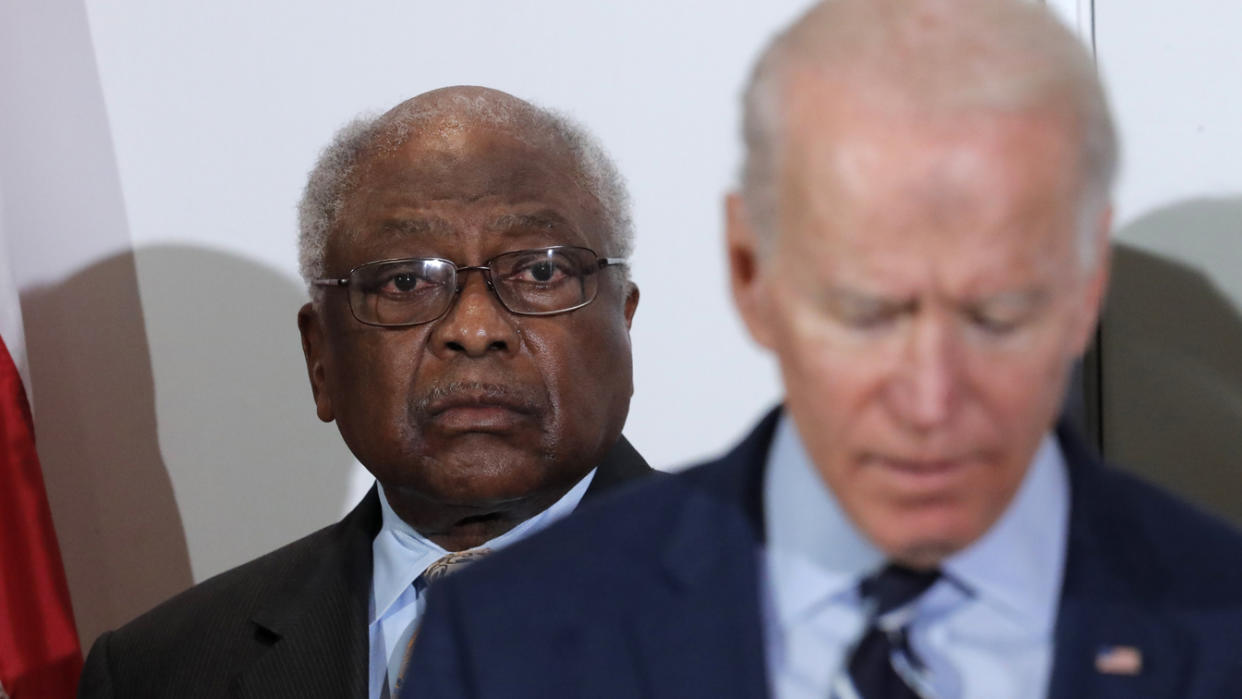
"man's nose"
428,271,519,358
887,315,961,430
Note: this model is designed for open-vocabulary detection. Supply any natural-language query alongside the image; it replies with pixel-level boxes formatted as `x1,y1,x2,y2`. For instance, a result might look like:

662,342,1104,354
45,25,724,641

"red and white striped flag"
0,327,81,694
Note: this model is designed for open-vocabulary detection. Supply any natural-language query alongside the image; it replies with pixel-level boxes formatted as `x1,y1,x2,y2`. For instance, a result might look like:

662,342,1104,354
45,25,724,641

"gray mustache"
415,380,544,414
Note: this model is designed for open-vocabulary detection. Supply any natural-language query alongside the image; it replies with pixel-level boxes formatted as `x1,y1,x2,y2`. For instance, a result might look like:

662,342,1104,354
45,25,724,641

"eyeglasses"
312,246,626,327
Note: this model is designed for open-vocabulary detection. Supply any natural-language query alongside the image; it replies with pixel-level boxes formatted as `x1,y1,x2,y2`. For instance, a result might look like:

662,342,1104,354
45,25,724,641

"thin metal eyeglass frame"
310,245,627,327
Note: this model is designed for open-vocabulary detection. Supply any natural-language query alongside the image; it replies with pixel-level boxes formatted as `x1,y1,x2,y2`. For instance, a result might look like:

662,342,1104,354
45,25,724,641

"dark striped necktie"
840,563,941,699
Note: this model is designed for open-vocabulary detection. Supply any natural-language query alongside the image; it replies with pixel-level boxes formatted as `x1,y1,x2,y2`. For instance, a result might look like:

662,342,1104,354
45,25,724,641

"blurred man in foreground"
78,86,650,698
407,2,1242,697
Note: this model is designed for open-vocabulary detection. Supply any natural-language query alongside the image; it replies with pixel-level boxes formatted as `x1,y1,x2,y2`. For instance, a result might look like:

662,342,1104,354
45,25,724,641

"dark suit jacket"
76,437,652,699
408,409,1242,698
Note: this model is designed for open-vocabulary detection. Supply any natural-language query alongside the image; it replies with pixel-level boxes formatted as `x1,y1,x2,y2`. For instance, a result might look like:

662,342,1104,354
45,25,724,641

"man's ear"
622,282,639,331
726,193,776,349
298,302,335,423
1073,205,1114,356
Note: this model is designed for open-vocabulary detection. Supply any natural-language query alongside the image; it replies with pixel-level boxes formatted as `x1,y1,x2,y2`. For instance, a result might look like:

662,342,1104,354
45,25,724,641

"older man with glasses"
77,86,652,699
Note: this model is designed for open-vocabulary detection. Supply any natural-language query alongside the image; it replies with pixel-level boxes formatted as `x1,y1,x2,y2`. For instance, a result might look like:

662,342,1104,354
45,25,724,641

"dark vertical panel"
1081,0,1106,453
1093,1,1242,527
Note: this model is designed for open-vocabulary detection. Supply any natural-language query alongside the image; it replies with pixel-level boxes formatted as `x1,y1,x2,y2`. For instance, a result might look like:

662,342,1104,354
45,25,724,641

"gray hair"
297,89,633,287
740,0,1119,265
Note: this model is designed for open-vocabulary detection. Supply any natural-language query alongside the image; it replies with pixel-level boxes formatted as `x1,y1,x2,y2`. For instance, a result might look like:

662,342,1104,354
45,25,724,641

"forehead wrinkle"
487,211,574,233
377,216,456,239
793,148,1077,301
969,288,1048,310
807,232,1055,301
826,281,1051,323
366,211,584,252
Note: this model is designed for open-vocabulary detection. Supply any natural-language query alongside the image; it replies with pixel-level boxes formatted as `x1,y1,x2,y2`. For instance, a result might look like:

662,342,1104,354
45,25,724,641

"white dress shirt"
367,470,596,699
762,415,1069,699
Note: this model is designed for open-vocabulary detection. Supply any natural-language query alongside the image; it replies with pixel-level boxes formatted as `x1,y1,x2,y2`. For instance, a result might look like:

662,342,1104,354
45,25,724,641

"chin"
378,457,536,507
871,511,983,569
431,467,550,506
886,539,964,570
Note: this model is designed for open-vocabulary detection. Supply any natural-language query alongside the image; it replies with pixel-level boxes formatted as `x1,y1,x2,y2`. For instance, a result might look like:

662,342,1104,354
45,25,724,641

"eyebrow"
966,288,1049,312
823,287,916,313
822,286,1049,313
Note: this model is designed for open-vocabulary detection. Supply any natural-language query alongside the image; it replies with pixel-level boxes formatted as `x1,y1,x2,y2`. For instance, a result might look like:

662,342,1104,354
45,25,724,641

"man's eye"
848,313,900,331
967,309,1023,335
386,273,422,292
834,300,903,330
371,271,438,296
963,291,1044,337
511,260,572,284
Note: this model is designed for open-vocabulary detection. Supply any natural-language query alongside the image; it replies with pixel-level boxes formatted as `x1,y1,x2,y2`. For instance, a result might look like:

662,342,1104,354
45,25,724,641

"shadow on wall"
129,245,355,594
27,246,357,650
0,0,360,648
22,254,194,653
1102,197,1242,528
0,0,192,649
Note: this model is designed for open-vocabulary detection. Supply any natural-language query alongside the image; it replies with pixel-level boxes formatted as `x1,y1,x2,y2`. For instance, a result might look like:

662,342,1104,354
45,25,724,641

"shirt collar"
763,413,1069,635
942,433,1068,635
764,415,882,628
370,467,597,623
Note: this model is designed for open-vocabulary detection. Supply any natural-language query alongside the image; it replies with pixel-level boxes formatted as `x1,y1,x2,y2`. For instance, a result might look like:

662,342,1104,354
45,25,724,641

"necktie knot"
860,563,941,617
419,548,491,587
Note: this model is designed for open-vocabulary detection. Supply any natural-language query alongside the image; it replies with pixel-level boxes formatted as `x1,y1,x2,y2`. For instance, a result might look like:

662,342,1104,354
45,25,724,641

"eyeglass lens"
347,247,603,326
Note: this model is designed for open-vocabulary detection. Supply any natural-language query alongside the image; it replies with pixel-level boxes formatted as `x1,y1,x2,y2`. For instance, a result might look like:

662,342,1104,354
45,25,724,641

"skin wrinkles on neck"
384,480,569,552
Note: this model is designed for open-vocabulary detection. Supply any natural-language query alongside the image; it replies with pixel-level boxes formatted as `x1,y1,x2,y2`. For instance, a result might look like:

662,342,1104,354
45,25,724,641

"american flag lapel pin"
1095,645,1143,675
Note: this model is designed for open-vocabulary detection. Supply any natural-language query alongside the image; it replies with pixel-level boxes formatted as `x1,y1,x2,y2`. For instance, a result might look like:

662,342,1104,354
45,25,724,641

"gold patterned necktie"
418,548,491,585
388,548,491,697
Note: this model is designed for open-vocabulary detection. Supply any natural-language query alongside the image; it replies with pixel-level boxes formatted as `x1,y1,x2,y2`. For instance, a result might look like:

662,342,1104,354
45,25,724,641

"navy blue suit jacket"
407,410,1242,698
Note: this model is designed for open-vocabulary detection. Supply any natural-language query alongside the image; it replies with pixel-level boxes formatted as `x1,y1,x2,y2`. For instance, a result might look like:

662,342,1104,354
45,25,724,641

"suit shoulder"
99,518,343,657
1095,463,1242,593
550,457,730,539
454,453,750,595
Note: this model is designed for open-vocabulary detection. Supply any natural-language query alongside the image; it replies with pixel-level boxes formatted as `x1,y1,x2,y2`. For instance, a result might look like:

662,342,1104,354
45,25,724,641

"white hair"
297,89,633,286
740,0,1119,265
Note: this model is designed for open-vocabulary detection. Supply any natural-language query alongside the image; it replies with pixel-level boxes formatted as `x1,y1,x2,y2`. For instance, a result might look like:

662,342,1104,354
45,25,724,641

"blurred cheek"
979,301,1082,400
770,302,885,443
984,341,1071,434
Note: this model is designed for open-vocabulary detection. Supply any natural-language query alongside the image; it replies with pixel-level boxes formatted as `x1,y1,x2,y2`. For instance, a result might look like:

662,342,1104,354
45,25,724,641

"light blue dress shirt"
367,469,597,699
762,415,1069,699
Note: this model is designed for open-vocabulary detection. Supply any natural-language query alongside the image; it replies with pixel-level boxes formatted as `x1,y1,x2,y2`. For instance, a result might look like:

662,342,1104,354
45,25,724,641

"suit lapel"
1047,426,1192,699
1049,598,1191,699
231,489,380,699
630,411,779,699
582,434,655,502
